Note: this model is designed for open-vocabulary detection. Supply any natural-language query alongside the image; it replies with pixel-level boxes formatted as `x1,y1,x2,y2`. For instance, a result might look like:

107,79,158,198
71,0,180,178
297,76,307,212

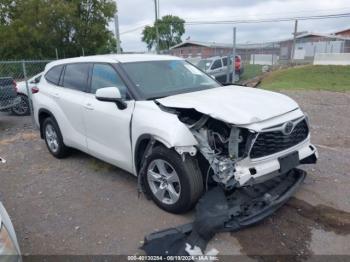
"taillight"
13,80,18,93
31,86,39,94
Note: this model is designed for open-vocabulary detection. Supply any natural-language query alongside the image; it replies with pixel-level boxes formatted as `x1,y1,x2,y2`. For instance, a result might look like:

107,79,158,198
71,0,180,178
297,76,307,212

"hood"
156,85,299,125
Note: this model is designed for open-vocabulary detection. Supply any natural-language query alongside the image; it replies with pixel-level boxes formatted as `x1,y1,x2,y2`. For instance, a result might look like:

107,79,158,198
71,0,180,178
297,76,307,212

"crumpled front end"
160,104,318,190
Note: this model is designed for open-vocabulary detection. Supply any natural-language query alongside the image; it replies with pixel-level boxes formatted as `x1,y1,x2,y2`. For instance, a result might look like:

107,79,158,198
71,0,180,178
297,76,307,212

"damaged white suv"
32,55,318,213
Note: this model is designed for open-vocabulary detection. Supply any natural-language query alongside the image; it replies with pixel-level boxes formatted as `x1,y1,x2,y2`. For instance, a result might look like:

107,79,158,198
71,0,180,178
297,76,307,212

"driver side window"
91,64,128,99
211,59,222,70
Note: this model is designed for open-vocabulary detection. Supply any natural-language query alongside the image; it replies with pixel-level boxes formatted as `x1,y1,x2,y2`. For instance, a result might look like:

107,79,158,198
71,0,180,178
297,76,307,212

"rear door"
56,63,91,151
82,63,135,173
210,58,224,81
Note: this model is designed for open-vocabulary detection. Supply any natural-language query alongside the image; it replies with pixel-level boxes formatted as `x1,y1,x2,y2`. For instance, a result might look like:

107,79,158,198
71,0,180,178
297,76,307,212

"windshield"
197,59,212,71
121,60,220,99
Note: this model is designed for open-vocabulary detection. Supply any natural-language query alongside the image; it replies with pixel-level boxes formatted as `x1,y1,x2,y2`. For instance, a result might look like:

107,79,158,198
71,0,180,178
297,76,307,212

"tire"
11,94,30,116
42,117,69,158
143,146,204,214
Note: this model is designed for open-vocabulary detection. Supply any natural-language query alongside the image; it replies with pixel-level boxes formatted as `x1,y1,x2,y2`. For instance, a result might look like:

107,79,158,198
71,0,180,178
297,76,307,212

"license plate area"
278,151,299,174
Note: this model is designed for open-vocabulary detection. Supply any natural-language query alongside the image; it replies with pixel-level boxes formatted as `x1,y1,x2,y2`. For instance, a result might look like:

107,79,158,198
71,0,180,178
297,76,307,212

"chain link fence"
0,60,51,123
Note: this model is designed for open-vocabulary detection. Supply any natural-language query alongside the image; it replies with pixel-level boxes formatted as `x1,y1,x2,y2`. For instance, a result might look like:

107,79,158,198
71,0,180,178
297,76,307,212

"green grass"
260,65,350,91
240,64,264,81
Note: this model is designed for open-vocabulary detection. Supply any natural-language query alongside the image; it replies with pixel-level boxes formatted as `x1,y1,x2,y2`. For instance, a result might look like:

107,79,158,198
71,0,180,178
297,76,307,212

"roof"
170,40,278,50
333,27,350,35
45,54,183,70
295,32,350,40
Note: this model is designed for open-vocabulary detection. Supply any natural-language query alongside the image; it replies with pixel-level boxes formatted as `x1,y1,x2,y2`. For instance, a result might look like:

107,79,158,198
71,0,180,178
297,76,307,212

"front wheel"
143,146,204,214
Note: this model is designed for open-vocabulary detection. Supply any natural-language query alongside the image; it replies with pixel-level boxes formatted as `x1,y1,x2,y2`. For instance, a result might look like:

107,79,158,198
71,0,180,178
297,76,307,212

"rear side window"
63,63,90,92
45,65,63,85
222,57,227,66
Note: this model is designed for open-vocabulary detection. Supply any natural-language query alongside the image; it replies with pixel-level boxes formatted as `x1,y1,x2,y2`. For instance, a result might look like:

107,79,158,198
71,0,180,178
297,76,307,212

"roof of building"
333,27,350,35
295,32,350,40
170,40,278,50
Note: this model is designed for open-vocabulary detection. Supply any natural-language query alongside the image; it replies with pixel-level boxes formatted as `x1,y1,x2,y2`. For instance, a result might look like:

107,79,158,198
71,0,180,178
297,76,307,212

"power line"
118,12,350,35
185,12,350,25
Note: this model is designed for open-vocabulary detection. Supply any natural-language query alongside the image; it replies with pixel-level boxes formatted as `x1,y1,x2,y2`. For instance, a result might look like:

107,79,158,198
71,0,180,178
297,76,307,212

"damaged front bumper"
144,168,307,243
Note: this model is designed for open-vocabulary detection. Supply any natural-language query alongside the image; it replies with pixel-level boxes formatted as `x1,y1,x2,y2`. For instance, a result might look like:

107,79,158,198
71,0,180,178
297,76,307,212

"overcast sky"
112,0,350,52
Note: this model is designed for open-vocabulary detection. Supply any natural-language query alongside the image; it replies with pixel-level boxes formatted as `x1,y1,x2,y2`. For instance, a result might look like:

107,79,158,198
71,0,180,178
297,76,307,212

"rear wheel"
143,146,203,213
42,117,69,158
11,94,30,116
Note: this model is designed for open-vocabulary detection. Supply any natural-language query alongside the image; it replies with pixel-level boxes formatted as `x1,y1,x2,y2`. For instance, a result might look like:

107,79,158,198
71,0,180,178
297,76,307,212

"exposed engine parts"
173,108,254,189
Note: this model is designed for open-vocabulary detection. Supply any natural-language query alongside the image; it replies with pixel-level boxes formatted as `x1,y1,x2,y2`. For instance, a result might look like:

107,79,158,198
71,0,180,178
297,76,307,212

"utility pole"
291,19,298,64
55,48,58,60
154,0,160,54
227,27,236,84
114,12,122,54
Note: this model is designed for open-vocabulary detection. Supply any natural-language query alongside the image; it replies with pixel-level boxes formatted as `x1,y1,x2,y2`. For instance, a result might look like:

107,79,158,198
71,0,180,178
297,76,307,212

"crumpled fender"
132,101,198,150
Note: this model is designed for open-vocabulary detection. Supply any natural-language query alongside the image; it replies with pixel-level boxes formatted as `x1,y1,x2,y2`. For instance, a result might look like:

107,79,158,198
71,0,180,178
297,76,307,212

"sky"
112,0,350,52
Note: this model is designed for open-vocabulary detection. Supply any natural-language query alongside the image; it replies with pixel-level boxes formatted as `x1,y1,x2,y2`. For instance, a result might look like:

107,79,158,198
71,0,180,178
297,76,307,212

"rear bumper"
0,96,21,111
145,168,307,242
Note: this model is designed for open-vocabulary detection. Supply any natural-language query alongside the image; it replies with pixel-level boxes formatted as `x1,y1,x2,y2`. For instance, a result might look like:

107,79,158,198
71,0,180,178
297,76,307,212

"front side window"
91,64,127,98
211,59,222,70
121,60,220,99
63,63,90,92
45,65,63,85
197,59,212,71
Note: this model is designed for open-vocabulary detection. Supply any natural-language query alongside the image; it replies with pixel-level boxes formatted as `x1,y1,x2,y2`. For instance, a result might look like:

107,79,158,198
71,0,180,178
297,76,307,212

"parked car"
12,73,42,116
197,55,244,84
0,77,21,113
32,54,318,213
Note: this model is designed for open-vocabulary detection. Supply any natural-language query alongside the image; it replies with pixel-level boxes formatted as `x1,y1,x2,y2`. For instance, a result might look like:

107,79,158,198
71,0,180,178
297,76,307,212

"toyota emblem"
282,121,294,135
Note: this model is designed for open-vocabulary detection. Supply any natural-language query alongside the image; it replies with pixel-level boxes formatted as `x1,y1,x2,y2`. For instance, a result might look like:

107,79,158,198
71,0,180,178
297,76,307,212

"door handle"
84,103,94,110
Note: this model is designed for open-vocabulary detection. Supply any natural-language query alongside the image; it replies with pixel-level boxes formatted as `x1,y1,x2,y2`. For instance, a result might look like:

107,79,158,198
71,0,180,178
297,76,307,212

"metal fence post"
22,60,35,128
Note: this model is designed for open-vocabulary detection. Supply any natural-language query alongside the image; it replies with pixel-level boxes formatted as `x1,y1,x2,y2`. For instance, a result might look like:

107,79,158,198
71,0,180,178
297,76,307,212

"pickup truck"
197,55,244,84
0,77,21,112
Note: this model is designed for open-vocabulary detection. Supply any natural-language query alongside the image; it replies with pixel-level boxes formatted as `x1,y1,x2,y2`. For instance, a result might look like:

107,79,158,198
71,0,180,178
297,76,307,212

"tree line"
0,0,117,59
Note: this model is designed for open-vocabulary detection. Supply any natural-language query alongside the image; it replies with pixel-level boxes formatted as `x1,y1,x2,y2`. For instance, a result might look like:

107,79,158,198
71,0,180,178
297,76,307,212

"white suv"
32,54,318,213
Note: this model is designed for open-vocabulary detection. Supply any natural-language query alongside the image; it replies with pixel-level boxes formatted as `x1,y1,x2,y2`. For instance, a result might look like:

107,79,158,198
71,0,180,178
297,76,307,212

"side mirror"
95,87,127,110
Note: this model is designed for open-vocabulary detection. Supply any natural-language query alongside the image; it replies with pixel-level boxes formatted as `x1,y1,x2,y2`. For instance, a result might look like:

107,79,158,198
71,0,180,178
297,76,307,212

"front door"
83,63,135,173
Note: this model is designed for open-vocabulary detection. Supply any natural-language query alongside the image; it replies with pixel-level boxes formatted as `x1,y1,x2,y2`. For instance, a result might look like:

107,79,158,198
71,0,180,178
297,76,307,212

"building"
334,28,350,38
279,32,350,62
169,40,279,63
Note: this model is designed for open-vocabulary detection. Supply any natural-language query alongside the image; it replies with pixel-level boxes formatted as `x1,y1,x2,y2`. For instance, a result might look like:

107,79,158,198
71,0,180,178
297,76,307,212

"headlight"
0,223,18,256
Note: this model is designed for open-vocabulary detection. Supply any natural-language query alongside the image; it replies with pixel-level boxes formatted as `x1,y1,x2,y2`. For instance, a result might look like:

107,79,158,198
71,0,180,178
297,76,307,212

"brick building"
169,40,279,62
334,28,350,38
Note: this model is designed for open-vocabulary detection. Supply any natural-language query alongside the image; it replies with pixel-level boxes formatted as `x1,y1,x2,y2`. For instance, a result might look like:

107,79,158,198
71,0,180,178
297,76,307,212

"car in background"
0,77,21,113
12,73,42,116
0,202,21,260
197,55,244,84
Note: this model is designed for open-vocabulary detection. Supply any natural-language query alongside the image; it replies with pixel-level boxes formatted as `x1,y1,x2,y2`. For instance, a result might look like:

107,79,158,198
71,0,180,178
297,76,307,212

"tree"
0,0,117,59
142,15,185,51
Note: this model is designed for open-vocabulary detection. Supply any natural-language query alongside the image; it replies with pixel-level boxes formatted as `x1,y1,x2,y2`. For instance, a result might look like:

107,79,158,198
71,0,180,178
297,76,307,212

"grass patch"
260,65,350,91
240,64,263,81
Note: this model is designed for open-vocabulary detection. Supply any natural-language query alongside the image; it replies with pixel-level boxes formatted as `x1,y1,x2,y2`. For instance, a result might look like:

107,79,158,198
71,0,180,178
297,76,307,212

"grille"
250,119,309,159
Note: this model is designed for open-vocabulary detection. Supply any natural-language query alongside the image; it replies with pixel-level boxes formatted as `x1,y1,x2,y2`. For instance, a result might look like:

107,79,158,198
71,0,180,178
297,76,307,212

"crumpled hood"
156,85,299,125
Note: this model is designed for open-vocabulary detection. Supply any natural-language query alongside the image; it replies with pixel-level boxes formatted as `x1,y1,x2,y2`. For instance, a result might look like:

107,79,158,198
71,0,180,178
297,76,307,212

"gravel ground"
0,90,349,259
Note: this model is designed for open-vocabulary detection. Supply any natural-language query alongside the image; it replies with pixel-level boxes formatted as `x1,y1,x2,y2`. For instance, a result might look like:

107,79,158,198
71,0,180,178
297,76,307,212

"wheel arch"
134,134,173,175
38,108,57,139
